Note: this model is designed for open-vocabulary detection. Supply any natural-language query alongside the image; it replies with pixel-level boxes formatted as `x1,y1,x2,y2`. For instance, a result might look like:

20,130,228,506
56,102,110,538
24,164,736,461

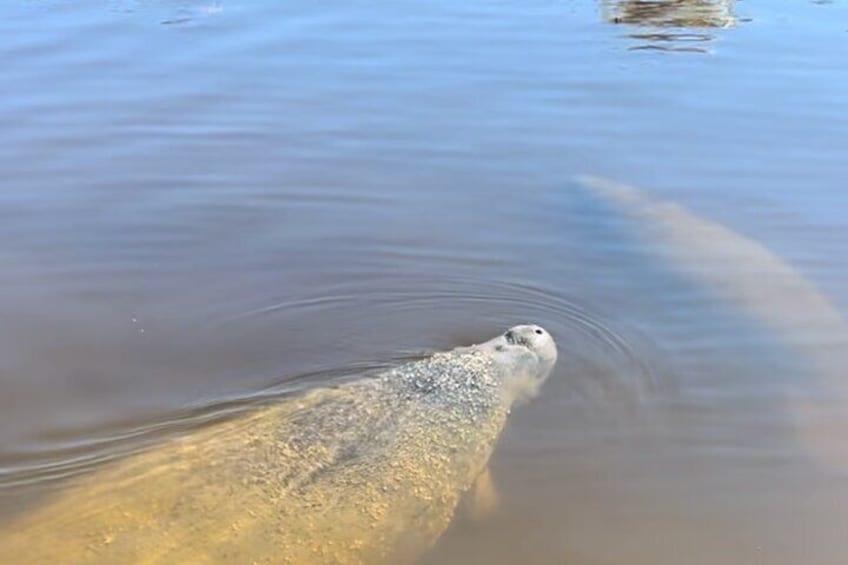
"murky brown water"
1,0,847,563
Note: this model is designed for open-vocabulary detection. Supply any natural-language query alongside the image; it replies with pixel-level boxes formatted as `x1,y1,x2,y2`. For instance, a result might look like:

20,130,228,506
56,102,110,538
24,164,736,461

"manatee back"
0,352,512,564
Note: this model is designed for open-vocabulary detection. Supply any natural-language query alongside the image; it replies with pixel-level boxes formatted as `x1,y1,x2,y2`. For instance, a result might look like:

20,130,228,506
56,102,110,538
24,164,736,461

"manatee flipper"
464,466,500,521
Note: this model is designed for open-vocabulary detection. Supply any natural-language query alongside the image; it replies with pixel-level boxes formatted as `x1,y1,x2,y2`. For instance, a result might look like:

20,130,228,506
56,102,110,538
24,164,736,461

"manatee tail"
578,175,848,474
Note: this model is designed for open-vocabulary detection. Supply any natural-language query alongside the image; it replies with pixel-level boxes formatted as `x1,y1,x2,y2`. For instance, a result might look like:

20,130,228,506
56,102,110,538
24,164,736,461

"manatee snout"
504,324,557,365
485,324,558,403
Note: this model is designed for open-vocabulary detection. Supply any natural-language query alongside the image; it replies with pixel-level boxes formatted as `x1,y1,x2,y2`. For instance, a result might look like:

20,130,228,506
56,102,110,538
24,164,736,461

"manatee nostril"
535,329,543,335
504,330,515,344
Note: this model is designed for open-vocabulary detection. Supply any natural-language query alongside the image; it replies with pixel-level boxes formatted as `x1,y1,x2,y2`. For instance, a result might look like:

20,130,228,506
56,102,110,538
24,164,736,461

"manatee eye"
535,329,544,335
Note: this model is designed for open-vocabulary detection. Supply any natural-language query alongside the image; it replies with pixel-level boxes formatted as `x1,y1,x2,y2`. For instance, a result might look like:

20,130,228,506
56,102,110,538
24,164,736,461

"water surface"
1,0,847,563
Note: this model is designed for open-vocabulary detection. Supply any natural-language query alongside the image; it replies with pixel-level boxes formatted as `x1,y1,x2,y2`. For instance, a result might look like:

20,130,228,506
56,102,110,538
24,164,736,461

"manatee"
579,175,848,473
602,0,736,28
0,324,557,564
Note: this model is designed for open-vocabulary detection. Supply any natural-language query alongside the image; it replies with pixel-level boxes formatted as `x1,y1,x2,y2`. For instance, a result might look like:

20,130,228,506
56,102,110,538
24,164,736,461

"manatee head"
474,324,558,404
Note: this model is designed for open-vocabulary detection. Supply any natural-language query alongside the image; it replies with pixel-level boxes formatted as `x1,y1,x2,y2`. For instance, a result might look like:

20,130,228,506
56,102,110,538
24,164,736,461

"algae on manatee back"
0,325,557,564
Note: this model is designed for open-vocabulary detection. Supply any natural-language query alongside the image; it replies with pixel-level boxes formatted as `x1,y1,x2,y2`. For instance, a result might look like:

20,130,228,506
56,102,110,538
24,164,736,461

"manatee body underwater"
0,325,557,564
579,175,848,474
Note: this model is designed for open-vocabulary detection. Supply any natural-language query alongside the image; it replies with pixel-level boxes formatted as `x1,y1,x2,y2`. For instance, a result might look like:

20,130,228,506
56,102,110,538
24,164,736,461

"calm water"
1,0,847,562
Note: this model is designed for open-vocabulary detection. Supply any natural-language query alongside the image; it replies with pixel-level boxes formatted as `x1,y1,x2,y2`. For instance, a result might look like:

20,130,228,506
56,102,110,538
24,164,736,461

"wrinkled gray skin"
0,325,557,564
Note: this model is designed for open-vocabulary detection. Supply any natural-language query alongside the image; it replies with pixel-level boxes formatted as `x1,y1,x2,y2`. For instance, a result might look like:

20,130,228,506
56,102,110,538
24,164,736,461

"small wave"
0,358,404,490
224,277,669,402
0,280,667,490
